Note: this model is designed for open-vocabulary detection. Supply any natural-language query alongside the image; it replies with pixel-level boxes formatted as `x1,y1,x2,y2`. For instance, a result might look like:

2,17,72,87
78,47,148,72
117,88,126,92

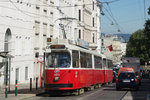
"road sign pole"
15,80,18,96
5,58,8,98
40,62,42,87
37,55,44,88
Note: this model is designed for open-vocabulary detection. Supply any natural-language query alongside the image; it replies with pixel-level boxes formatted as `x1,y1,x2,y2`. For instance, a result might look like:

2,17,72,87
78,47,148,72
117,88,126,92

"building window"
35,35,39,49
35,21,40,34
93,1,94,10
43,9,47,15
16,68,19,81
93,33,95,43
79,29,81,39
43,23,47,35
15,36,22,56
24,37,31,55
36,6,40,10
79,10,81,21
50,12,53,18
93,17,94,27
25,67,28,80
36,6,40,14
50,25,54,36
43,35,47,48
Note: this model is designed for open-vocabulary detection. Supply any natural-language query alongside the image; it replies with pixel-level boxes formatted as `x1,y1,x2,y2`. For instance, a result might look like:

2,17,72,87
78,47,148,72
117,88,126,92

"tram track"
119,91,128,100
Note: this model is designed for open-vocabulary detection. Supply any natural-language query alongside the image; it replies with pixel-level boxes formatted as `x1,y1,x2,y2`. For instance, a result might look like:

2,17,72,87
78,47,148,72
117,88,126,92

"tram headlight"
54,76,59,81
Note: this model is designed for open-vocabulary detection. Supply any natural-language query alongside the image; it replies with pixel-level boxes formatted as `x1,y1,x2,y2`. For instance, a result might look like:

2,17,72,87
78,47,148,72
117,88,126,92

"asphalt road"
23,78,150,100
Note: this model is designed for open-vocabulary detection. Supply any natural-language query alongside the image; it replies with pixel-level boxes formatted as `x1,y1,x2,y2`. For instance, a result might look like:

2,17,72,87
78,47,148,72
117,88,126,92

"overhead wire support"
102,0,125,33
8,0,37,18
144,0,146,21
4,0,120,9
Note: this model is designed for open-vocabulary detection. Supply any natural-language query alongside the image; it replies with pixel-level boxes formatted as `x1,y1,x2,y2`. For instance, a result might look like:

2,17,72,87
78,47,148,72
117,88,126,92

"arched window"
4,28,12,52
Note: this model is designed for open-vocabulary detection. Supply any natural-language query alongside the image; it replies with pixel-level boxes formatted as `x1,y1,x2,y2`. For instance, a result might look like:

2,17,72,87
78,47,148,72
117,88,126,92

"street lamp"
0,51,13,98
0,51,9,58
0,51,8,98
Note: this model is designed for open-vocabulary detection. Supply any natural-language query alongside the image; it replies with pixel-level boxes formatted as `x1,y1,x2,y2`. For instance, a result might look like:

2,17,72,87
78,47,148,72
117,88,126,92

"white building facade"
0,0,35,87
101,34,127,64
101,34,117,60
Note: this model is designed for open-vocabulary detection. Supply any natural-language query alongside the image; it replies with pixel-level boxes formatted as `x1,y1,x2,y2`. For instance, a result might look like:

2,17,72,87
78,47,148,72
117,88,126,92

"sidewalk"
0,83,45,100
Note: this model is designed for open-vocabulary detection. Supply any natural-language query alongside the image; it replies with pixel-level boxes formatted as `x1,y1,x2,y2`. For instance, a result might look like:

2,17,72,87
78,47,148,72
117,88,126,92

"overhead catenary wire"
2,0,63,30
3,0,120,34
144,0,146,21
4,0,119,25
1,0,120,8
8,0,38,18
102,0,126,33
102,6,121,32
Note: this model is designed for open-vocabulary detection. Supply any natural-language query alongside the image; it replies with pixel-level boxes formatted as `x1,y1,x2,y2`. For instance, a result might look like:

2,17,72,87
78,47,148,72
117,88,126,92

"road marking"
120,91,128,100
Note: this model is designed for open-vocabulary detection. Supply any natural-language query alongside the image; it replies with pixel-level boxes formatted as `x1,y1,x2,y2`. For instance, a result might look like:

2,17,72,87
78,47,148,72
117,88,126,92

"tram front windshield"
45,52,71,68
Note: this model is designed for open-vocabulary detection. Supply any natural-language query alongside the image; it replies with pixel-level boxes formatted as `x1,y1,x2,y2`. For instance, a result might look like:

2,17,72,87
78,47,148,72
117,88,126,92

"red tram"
44,39,113,94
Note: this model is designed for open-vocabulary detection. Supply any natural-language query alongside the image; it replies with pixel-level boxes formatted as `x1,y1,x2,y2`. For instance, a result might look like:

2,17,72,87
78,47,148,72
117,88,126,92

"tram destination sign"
50,45,65,49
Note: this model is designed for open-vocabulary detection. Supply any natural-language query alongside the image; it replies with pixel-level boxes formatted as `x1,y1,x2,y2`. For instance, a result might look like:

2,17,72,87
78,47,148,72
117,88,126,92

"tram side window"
80,52,92,68
108,60,110,68
103,58,107,68
80,52,86,68
108,60,113,69
87,53,92,68
94,56,102,69
72,50,79,68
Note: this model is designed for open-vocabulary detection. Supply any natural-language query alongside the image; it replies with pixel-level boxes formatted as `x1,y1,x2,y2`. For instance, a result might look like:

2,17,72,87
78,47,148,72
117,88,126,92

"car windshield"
118,72,135,79
45,52,71,68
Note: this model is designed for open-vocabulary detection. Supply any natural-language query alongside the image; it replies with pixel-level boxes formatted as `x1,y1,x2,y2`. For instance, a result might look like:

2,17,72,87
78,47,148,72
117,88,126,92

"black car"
116,72,139,90
113,71,117,82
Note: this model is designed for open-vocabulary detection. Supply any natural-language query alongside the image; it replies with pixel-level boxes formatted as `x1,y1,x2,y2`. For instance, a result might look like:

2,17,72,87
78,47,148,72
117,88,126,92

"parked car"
117,67,135,76
116,72,139,91
113,71,117,82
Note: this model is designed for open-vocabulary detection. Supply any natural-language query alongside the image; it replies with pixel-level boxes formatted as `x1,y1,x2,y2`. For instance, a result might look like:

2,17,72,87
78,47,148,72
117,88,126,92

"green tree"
126,29,148,64
144,7,150,64
126,7,150,65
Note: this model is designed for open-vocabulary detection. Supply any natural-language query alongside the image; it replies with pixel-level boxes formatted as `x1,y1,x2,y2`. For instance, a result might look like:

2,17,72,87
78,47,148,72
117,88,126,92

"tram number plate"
123,80,130,82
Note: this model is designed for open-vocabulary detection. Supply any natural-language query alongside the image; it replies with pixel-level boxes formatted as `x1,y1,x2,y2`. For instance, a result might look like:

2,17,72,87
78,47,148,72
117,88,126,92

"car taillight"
135,79,138,83
116,79,118,83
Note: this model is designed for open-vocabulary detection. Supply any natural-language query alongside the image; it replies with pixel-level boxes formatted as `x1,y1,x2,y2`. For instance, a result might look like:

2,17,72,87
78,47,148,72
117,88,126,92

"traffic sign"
37,55,44,63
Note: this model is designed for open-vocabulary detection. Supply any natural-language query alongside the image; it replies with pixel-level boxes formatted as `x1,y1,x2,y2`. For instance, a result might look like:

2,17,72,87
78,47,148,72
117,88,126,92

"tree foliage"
126,7,150,65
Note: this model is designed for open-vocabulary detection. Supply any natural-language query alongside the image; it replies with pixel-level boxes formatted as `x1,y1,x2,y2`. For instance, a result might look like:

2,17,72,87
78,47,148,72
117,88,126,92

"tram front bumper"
45,84,73,90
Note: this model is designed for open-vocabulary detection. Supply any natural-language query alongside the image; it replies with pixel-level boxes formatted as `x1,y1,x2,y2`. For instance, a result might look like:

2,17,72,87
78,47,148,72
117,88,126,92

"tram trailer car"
44,43,113,94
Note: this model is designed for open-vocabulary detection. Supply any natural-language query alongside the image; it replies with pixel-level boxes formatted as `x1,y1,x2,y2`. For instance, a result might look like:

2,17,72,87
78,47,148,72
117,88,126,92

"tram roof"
46,39,105,58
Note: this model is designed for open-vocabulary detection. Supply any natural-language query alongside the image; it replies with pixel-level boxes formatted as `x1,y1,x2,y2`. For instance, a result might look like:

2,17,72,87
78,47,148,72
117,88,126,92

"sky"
100,0,150,34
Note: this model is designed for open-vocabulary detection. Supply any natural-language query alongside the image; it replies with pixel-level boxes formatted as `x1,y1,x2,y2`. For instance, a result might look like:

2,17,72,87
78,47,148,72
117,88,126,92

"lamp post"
0,51,13,98
5,58,8,98
0,51,8,98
